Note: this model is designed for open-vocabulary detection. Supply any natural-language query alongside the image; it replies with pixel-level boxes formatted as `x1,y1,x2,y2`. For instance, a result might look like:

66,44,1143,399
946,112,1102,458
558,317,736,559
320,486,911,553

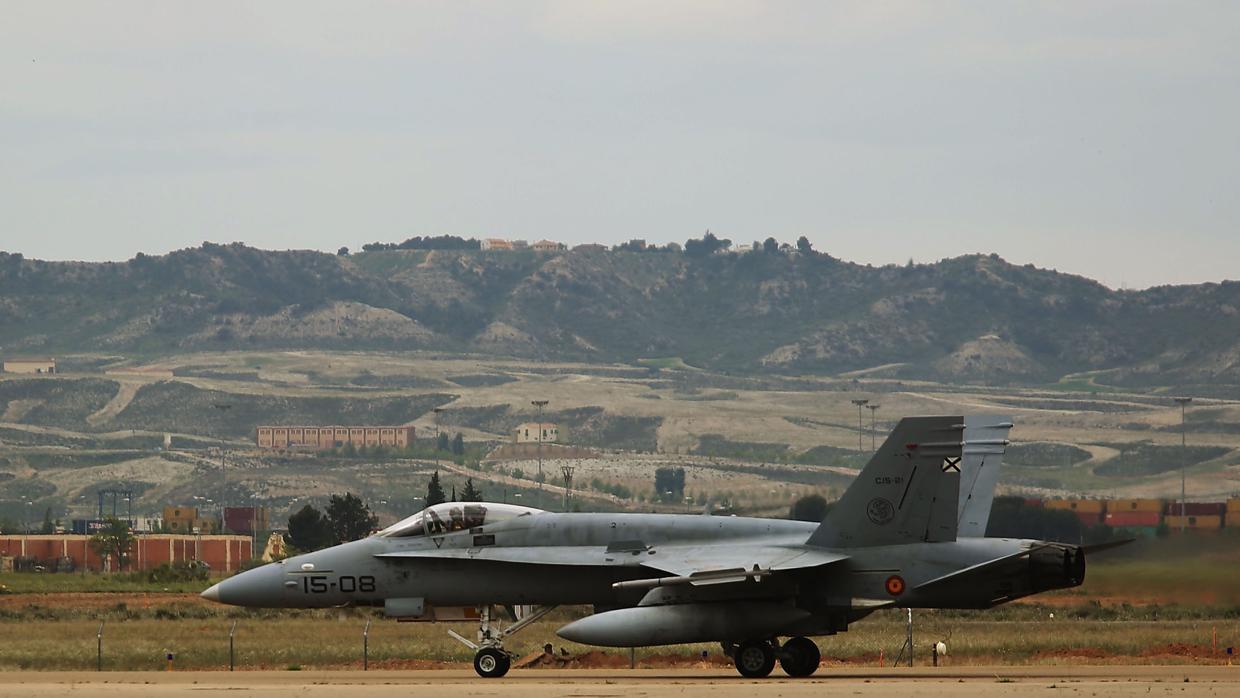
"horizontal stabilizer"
1081,538,1135,554
910,544,1049,596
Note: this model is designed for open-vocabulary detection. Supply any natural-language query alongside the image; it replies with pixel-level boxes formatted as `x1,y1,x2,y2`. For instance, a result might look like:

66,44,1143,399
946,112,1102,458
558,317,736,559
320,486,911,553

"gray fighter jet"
202,415,1097,678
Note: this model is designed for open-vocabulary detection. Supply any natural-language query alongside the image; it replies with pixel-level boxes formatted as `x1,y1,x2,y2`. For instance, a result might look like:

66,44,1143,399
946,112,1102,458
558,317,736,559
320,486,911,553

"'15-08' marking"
301,575,377,593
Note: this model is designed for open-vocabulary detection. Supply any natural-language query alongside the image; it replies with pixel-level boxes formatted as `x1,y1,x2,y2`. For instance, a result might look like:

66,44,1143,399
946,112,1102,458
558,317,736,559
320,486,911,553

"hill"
3,243,1240,390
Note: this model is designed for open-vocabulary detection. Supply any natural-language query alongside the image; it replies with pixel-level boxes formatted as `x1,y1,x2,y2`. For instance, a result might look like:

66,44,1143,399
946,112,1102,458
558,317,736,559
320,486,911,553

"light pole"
432,407,444,468
561,464,575,511
531,400,549,508
850,399,869,454
1173,396,1192,533
866,404,880,452
212,403,232,531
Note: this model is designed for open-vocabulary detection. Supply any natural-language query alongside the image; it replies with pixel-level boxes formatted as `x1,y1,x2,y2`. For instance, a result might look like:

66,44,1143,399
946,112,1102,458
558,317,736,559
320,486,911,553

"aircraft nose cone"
201,582,222,603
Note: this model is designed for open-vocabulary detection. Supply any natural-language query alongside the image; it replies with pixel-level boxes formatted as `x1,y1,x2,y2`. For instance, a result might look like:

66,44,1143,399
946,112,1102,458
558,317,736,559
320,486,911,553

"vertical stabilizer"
957,415,1014,537
808,416,964,548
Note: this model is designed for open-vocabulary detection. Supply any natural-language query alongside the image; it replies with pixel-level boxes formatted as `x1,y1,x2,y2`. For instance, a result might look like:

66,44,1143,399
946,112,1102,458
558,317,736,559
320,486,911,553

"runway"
0,666,1236,697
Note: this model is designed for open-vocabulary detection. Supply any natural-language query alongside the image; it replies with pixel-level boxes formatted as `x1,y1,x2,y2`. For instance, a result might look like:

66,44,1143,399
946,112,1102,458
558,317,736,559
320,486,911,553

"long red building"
0,534,252,573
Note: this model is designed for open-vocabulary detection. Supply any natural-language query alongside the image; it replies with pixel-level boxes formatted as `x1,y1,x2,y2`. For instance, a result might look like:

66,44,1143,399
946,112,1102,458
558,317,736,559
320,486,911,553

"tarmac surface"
0,667,1237,697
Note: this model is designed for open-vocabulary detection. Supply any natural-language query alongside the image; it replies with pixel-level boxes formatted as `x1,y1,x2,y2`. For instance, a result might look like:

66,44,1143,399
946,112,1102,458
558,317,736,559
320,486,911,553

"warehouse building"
256,425,415,450
223,506,270,536
163,505,217,534
2,357,56,374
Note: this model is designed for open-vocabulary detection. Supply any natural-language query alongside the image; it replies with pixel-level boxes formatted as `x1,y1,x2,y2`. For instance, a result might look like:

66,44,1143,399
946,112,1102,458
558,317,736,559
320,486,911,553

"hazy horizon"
3,2,1237,290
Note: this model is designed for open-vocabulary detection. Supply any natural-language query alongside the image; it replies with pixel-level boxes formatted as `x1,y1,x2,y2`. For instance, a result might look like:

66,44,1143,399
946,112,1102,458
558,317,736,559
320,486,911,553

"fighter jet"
202,415,1096,678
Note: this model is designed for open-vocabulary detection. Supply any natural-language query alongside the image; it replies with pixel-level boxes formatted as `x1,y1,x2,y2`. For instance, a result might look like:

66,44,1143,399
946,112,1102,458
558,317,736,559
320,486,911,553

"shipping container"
1227,498,1240,513
1074,511,1103,527
1162,501,1225,516
1164,514,1223,530
1047,499,1104,513
1104,511,1161,527
1108,498,1163,513
1023,498,1044,508
1074,499,1106,513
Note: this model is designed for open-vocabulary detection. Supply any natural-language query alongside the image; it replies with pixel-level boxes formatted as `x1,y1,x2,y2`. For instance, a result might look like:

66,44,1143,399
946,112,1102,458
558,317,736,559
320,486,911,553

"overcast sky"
2,2,1237,289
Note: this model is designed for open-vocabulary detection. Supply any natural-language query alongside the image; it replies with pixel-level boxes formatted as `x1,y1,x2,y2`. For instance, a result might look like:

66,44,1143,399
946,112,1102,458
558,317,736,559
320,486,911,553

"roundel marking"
885,575,906,596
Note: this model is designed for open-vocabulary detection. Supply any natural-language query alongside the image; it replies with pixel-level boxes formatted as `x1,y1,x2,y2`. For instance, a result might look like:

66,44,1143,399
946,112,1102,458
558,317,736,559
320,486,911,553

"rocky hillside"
2,243,1239,389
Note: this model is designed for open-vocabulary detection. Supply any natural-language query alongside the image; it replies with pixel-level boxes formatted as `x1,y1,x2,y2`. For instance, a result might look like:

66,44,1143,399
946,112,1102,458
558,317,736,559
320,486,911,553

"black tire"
473,647,510,678
778,636,821,677
734,640,776,678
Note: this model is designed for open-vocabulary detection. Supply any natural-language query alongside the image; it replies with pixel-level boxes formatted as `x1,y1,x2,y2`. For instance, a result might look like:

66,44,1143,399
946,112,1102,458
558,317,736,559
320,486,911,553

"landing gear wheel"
779,636,821,677
473,647,511,678
734,640,776,678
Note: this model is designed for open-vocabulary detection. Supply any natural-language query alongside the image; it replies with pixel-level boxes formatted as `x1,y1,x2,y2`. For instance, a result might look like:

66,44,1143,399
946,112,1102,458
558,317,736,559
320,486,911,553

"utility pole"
866,404,880,452
432,407,444,468
531,400,549,509
850,399,869,454
1173,396,1192,533
561,464,575,511
212,403,232,532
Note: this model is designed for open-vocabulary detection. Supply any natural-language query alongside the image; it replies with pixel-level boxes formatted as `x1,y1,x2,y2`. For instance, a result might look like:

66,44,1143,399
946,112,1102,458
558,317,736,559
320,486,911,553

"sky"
1,2,1237,289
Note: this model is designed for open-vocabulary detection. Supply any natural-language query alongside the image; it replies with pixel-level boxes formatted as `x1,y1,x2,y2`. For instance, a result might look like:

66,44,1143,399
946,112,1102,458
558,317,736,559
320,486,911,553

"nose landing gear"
448,604,560,678
472,647,511,678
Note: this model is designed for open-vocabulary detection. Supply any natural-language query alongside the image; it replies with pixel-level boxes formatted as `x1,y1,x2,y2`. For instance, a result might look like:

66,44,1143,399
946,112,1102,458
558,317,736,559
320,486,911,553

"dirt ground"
0,667,1236,698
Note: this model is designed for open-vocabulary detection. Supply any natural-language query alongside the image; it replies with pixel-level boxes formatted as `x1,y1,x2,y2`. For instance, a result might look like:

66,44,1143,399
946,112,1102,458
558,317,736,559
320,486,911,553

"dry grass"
1,611,1237,671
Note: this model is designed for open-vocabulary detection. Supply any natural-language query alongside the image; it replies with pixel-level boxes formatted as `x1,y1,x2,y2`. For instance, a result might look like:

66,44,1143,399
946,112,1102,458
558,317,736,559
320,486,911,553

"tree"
461,478,483,502
762,237,780,254
684,231,731,257
451,432,465,455
654,467,686,502
336,246,350,256
326,492,378,543
789,494,829,522
40,507,54,534
89,517,135,571
285,504,335,553
796,236,814,255
436,432,450,452
425,471,447,507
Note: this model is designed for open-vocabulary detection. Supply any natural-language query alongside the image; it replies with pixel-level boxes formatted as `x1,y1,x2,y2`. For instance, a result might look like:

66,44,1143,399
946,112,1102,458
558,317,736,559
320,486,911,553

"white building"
513,422,559,444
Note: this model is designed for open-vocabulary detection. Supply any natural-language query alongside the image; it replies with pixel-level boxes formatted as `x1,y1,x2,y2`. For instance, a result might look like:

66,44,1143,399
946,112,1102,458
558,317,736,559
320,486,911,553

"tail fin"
957,415,1014,537
807,416,964,548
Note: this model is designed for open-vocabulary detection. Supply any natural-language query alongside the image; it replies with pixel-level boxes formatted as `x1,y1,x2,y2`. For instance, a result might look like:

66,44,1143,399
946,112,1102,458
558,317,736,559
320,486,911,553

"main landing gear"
725,637,821,678
449,605,559,678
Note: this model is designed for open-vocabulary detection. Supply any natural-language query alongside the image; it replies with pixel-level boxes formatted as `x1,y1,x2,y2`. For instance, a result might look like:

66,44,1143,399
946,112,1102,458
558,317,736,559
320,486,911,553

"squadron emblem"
866,497,895,525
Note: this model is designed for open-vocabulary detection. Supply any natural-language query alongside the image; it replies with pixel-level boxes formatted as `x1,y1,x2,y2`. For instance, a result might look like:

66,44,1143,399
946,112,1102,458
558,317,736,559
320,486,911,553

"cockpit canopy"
378,502,544,538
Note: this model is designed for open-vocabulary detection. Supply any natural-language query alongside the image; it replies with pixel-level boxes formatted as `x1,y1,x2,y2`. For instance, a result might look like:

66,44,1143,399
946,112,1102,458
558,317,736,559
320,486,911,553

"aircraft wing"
638,544,847,578
374,542,847,579
375,546,639,567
